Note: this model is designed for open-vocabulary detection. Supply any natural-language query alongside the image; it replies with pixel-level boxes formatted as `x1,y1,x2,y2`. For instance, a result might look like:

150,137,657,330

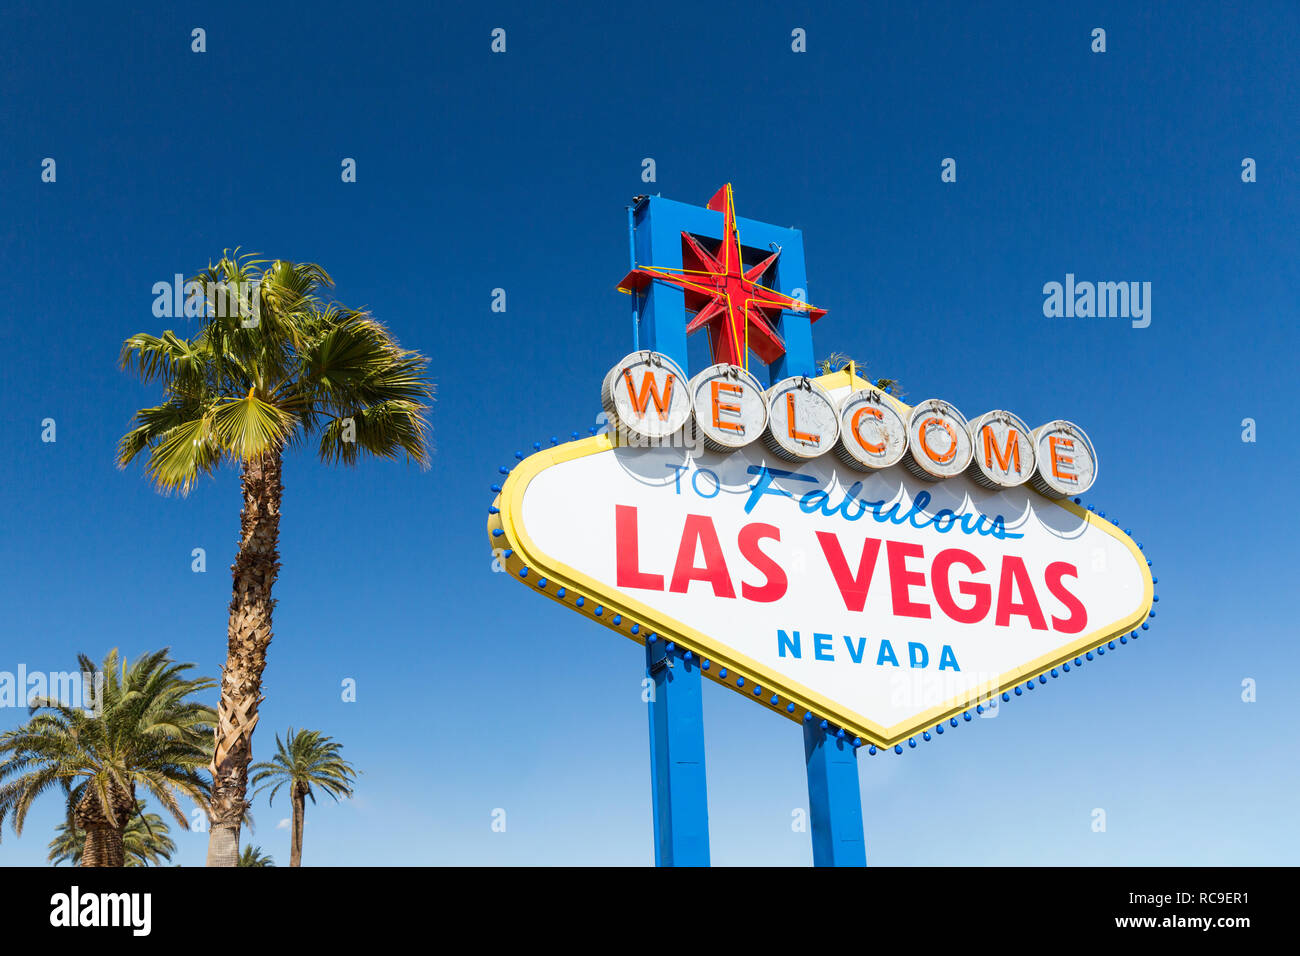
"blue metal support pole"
626,203,641,351
803,721,867,866
646,641,710,866
631,188,825,867
769,243,815,381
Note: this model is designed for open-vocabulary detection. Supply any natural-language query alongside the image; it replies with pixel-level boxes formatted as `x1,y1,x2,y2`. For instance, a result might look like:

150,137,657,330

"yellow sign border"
489,372,1155,748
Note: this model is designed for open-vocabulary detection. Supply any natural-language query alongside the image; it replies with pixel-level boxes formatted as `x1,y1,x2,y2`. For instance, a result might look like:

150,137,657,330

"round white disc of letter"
966,410,1037,488
601,351,692,443
764,377,840,461
904,399,973,481
1031,420,1098,497
835,388,908,471
687,363,768,451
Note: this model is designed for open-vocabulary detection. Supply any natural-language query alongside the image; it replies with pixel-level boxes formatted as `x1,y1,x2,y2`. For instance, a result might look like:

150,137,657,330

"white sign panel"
496,436,1152,746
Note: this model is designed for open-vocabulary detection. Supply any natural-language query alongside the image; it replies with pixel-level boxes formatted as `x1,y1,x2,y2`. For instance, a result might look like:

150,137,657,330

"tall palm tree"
0,649,214,867
117,253,433,866
251,728,357,867
49,800,177,866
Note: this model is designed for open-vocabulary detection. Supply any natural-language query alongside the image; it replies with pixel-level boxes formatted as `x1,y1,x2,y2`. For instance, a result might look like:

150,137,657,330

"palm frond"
317,400,431,467
142,416,222,494
208,393,298,462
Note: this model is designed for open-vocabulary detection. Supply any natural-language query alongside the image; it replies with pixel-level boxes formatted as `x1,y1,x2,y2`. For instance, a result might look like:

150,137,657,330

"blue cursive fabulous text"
743,465,1024,540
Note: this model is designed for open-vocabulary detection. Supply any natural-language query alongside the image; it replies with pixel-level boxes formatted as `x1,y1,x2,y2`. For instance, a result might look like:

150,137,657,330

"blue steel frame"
646,640,710,866
627,191,865,866
803,722,867,866
627,194,816,382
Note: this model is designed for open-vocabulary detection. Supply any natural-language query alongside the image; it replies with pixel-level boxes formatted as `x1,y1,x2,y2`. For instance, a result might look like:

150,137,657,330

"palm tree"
251,728,357,867
237,844,275,867
49,800,177,866
0,649,214,867
816,353,906,398
117,252,433,866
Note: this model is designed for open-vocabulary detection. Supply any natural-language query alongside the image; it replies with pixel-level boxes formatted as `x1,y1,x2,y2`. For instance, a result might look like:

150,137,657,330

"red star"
619,184,828,368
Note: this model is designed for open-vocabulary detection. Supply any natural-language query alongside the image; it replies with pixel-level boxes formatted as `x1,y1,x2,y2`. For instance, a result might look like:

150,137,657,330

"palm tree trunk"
206,451,282,867
75,786,133,867
290,788,305,867
81,825,125,867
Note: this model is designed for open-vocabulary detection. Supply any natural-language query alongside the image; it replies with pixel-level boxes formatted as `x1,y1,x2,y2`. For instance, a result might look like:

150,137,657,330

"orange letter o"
919,416,958,464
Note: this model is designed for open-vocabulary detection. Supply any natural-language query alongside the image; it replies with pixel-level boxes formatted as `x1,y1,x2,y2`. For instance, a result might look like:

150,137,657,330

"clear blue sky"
1,0,1297,866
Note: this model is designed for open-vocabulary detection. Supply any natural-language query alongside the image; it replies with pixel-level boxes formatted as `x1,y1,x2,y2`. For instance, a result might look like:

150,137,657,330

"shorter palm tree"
251,728,357,867
49,799,177,866
0,648,215,866
237,844,274,867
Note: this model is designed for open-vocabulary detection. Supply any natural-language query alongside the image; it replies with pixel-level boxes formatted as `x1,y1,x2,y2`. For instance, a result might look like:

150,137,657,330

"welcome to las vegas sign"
487,355,1153,750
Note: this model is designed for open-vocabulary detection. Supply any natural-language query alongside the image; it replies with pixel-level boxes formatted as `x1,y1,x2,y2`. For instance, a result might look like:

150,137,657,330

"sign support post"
803,722,867,866
628,198,712,866
646,640,711,866
626,186,849,866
